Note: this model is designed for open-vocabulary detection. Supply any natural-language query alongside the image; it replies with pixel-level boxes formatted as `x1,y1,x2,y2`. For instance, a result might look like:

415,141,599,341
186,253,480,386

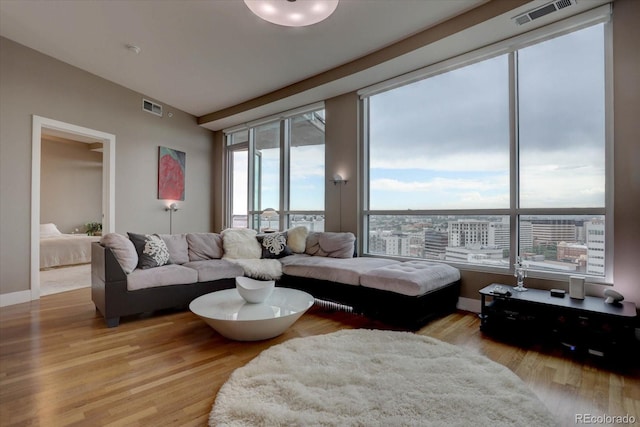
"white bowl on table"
236,276,275,303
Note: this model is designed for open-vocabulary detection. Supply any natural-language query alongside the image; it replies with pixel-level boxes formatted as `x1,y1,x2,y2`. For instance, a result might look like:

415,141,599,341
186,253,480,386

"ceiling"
0,0,607,131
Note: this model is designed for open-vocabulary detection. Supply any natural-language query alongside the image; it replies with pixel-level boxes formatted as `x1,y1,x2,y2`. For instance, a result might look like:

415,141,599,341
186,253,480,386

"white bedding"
40,234,100,269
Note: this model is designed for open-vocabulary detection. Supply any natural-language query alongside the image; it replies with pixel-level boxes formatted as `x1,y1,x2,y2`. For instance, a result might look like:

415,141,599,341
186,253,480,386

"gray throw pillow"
186,233,224,260
305,231,356,258
99,232,138,273
159,233,189,264
257,232,292,259
128,232,171,269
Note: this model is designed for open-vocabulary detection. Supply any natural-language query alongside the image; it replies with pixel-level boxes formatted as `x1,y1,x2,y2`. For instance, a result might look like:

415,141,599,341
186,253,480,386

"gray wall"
0,36,216,296
40,138,103,233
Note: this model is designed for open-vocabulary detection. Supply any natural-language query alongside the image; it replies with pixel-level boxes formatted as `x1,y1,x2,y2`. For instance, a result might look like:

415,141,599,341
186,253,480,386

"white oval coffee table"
189,287,314,341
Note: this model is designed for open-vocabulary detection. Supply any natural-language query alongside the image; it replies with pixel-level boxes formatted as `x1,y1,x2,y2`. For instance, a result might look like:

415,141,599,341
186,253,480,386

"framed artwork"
158,146,186,201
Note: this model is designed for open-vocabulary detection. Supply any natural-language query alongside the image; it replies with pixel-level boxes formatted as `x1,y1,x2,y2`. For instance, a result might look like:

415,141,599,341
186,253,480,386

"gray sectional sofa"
92,228,461,329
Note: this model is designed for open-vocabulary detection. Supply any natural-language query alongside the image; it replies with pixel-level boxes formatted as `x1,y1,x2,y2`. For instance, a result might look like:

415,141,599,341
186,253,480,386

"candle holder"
513,257,528,292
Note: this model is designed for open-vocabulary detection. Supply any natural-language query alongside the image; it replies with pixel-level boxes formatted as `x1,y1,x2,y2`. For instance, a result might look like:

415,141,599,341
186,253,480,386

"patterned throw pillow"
257,232,292,259
128,232,171,269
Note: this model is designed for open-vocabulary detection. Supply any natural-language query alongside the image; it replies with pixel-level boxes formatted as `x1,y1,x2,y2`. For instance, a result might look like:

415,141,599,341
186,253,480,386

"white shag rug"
210,329,557,427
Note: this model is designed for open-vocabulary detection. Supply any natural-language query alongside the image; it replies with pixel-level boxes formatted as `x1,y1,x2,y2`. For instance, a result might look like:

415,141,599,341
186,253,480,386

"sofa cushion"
286,226,308,253
128,232,171,269
360,261,461,297
280,254,399,286
159,234,189,264
186,233,224,261
257,232,292,259
127,264,198,291
221,228,262,259
305,231,355,258
183,259,245,282
100,233,138,274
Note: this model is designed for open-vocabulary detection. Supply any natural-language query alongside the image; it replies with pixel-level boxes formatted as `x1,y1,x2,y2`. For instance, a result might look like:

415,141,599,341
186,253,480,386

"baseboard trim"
0,290,33,307
457,297,481,314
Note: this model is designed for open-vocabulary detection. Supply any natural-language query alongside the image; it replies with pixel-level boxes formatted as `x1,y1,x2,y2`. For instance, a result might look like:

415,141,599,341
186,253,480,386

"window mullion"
247,128,256,223
509,50,519,270
281,119,290,230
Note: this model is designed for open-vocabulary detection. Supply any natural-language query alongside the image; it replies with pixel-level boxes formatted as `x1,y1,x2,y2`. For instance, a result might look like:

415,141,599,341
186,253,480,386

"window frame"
225,103,326,232
359,6,613,284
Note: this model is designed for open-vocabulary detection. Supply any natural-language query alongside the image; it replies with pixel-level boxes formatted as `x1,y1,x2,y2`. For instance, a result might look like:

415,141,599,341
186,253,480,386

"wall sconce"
165,202,179,234
331,173,347,185
261,208,277,232
330,174,347,232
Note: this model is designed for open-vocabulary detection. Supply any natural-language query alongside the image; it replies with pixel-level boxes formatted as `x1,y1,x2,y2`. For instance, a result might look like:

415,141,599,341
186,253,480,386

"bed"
40,223,100,269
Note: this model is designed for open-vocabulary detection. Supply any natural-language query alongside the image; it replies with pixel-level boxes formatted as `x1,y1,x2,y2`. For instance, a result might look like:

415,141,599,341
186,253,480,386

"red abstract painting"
158,147,185,201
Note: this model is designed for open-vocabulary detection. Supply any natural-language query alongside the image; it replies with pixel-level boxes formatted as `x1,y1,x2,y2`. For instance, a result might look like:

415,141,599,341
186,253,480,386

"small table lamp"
262,208,277,232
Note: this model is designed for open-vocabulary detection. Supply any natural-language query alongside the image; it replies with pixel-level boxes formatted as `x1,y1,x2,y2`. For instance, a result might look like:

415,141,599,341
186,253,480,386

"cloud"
368,24,605,169
370,152,509,172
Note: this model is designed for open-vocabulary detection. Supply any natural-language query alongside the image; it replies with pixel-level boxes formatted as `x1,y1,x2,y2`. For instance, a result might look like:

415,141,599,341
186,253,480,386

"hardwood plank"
1,288,638,426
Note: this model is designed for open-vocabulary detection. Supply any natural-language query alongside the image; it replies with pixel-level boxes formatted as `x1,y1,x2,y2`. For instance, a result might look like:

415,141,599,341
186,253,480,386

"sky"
232,144,325,215
369,23,605,211
233,23,606,215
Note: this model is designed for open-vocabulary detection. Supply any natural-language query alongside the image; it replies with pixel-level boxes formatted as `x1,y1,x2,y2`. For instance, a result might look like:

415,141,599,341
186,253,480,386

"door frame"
31,115,116,299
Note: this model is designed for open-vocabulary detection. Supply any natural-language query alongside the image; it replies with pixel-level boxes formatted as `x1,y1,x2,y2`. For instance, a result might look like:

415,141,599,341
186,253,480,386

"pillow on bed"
128,232,171,269
221,228,262,259
40,223,62,238
100,233,138,274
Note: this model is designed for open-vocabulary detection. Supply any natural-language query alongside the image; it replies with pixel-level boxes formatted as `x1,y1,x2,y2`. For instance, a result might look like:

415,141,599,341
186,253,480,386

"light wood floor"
1,288,638,427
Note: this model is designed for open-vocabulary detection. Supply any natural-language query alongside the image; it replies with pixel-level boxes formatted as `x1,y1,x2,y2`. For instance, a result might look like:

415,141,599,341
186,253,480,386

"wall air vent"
512,0,577,26
142,98,163,117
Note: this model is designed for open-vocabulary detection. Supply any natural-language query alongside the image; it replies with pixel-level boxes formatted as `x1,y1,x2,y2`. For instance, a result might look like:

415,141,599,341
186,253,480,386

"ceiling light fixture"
244,0,339,27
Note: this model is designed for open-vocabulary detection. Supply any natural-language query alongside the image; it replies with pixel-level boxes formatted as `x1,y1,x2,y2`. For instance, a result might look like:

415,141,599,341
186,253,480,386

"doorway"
31,116,115,300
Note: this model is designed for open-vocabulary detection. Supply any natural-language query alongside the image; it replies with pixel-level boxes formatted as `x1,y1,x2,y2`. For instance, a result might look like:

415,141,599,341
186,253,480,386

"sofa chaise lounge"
92,228,461,329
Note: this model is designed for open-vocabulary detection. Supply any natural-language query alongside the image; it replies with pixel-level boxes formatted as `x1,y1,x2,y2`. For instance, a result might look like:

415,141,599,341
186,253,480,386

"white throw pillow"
40,223,62,237
221,228,262,259
286,226,308,253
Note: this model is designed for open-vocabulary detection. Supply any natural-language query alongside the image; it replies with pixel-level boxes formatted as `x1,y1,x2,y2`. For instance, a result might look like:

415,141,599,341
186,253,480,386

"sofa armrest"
91,242,128,327
92,242,127,283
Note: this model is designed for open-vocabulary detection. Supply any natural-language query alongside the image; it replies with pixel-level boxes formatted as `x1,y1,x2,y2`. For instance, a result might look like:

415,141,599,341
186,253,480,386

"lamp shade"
262,208,277,218
244,0,339,27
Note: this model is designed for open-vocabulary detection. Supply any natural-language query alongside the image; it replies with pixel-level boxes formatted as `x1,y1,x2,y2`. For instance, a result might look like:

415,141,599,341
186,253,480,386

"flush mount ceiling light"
244,0,339,27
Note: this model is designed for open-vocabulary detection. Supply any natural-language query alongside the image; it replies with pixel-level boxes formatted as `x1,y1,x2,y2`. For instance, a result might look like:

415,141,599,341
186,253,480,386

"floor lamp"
165,203,179,234
331,174,347,231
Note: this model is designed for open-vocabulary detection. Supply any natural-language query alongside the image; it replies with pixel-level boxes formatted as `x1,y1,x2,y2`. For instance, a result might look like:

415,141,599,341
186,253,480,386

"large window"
369,55,510,210
226,107,325,232
363,20,610,281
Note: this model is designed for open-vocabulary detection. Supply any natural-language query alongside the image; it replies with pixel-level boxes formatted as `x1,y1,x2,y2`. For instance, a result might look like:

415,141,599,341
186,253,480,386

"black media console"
479,284,637,361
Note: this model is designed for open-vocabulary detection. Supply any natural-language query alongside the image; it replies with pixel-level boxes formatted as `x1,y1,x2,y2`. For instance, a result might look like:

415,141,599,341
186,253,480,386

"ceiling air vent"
513,0,577,26
142,98,163,117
